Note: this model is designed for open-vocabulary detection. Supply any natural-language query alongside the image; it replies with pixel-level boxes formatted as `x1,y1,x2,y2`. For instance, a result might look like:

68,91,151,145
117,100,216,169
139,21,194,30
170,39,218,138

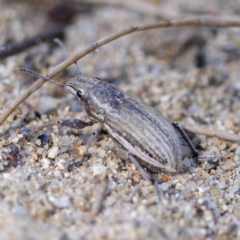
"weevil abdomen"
103,96,188,173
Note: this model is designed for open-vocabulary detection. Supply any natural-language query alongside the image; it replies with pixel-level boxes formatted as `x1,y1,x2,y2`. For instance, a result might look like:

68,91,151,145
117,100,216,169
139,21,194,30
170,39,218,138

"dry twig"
0,25,65,60
90,175,108,216
2,17,240,125
183,125,240,142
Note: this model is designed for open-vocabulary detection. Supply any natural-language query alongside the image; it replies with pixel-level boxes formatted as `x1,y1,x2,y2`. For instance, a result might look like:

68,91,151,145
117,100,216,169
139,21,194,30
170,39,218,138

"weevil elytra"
17,68,199,193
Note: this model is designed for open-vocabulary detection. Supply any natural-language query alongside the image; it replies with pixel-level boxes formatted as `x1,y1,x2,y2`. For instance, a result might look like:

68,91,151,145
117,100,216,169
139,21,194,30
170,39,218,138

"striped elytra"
66,76,192,174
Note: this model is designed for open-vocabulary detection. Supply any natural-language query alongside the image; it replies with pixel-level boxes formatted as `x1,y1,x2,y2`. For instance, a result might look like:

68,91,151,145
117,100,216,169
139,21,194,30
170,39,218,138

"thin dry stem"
183,125,240,142
2,17,240,124
90,175,108,216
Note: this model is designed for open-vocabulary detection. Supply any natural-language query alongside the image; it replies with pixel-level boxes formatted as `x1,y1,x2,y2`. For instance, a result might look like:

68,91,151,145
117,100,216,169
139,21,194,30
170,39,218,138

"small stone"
49,196,70,208
161,175,170,182
77,145,85,156
53,170,62,177
11,138,19,144
132,173,141,183
79,177,85,184
57,161,66,170
224,160,235,171
223,152,234,159
219,181,226,189
35,139,42,146
64,172,70,178
161,182,170,191
48,146,59,159
229,186,239,194
137,205,146,215
40,158,51,169
182,157,191,167
187,181,197,191
210,169,216,175
98,149,106,158
91,164,107,177
36,148,44,155
175,183,184,190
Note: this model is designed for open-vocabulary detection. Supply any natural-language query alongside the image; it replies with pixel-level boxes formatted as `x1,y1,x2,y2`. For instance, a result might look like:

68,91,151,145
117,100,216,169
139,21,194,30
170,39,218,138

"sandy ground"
0,1,240,239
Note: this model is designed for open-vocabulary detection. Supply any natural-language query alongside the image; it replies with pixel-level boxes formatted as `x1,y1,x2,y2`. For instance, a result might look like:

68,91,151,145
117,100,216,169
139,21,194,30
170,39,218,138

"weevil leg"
57,118,93,129
171,122,199,157
127,153,162,199
67,128,106,170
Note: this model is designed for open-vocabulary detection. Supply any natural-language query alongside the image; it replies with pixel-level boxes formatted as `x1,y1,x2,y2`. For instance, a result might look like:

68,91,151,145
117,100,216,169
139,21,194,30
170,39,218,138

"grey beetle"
65,75,199,174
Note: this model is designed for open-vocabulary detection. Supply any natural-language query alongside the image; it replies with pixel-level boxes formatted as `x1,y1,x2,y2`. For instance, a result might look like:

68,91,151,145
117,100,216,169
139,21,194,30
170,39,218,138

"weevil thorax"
66,76,126,122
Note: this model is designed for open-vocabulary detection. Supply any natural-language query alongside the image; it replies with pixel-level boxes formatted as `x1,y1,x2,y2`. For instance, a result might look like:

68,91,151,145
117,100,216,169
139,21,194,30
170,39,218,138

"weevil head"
66,75,100,100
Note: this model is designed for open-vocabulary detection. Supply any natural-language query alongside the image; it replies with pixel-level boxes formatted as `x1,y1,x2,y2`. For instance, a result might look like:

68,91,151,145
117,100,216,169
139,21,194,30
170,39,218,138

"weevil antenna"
54,38,82,75
15,68,66,86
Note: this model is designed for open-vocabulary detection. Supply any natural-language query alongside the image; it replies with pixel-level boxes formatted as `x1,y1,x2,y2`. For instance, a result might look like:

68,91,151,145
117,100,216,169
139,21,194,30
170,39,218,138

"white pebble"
54,170,62,178
219,181,226,189
229,186,239,194
175,183,184,190
35,139,42,146
57,162,66,170
187,181,196,191
59,136,71,146
182,157,191,167
64,172,70,178
40,158,50,169
48,146,59,159
161,182,170,191
11,138,19,144
98,149,106,158
91,164,107,176
49,196,70,208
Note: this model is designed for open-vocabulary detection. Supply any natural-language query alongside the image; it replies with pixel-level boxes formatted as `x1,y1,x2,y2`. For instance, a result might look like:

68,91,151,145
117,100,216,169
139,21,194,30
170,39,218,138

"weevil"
17,68,199,194
65,75,199,173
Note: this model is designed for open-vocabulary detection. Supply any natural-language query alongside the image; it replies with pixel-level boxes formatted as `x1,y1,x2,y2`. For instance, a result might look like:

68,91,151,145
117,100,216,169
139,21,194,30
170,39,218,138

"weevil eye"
76,89,83,99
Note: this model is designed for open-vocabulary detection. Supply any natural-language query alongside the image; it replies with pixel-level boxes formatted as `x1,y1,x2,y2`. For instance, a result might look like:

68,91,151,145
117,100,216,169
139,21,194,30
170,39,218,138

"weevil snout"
66,85,78,96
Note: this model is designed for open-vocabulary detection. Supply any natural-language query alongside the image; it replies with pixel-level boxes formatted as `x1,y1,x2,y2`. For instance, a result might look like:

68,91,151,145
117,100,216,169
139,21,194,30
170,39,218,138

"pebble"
175,183,184,191
53,170,62,178
182,157,191,167
224,160,235,171
48,196,70,208
91,164,107,177
161,182,170,191
57,160,66,170
40,158,50,169
64,172,70,178
48,146,59,159
98,149,106,158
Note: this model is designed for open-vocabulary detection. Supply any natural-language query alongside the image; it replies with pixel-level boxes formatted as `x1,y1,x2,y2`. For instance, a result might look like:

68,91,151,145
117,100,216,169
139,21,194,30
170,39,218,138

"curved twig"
183,125,240,142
